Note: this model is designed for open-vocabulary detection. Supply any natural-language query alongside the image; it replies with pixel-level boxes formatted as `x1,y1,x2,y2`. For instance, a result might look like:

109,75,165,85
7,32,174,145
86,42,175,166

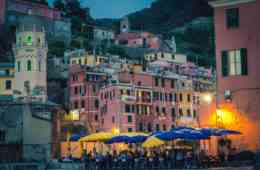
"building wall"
145,52,187,64
93,28,115,41
99,72,198,133
213,0,260,150
0,0,6,24
0,64,14,96
14,30,48,101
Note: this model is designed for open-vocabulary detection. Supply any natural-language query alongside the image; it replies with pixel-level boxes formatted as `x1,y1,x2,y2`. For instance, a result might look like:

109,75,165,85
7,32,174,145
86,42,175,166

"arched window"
17,61,21,72
27,60,32,71
38,61,41,71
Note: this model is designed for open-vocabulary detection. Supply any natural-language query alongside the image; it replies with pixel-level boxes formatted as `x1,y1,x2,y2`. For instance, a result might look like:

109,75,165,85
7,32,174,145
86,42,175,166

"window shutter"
221,51,228,77
241,48,248,75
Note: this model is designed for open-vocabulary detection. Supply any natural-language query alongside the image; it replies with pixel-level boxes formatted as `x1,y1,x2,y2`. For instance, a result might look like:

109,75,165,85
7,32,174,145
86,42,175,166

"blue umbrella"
156,127,209,141
199,128,242,137
217,129,242,136
106,134,148,144
70,134,81,141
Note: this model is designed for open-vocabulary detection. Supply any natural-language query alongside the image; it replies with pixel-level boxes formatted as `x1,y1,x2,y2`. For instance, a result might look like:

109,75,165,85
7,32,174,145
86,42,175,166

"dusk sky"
81,0,155,19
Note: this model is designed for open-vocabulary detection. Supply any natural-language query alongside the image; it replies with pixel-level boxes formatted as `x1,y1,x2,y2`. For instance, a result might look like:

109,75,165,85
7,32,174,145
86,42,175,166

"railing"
0,163,43,170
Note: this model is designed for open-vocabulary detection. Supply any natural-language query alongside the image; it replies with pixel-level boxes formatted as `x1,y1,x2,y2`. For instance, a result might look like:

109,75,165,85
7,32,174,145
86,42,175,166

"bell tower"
120,16,130,33
13,24,48,102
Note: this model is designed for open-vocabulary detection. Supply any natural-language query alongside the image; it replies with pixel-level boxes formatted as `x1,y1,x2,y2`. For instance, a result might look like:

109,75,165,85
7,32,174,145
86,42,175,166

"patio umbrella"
105,132,148,144
142,136,165,148
79,132,115,142
69,134,81,141
217,129,242,136
156,127,209,141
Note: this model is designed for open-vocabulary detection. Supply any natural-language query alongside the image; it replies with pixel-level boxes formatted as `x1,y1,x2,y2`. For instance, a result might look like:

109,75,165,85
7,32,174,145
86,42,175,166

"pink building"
209,0,260,150
68,65,108,133
115,32,161,49
99,71,198,133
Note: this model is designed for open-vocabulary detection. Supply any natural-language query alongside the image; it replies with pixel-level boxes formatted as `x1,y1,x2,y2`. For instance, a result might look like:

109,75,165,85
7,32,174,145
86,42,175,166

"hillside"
128,0,213,37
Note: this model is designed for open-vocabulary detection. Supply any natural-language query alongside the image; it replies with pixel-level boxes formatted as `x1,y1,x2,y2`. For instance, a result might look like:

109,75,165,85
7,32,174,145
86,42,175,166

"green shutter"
241,48,248,75
221,51,228,77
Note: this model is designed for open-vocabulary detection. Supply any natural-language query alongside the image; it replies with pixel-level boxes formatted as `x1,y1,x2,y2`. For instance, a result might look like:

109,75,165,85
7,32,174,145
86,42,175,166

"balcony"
121,95,136,102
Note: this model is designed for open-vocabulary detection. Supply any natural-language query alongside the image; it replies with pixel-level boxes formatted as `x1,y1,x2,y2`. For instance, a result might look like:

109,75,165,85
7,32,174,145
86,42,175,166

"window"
27,60,32,71
179,93,183,102
127,115,132,123
147,123,152,132
155,77,159,86
5,80,12,90
187,94,191,102
125,104,131,113
187,109,191,117
162,107,166,114
138,123,143,131
128,128,133,132
38,61,41,71
169,93,173,102
17,61,21,72
179,109,183,117
156,124,160,131
81,100,85,108
226,8,239,28
95,100,99,109
161,78,165,87
193,110,197,118
171,108,176,118
112,116,115,123
171,80,175,88
163,124,167,131
172,54,175,60
222,49,248,77
95,114,98,121
74,101,78,109
127,89,131,95
0,130,6,142
74,86,78,95
174,93,177,102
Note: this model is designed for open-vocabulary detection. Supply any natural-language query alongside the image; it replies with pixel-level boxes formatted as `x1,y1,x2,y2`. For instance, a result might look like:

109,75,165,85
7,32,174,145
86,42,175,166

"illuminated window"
222,49,248,77
26,35,33,46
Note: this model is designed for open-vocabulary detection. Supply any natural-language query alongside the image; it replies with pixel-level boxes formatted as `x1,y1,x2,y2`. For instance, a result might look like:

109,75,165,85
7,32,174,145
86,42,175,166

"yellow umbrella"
79,132,114,142
142,136,165,148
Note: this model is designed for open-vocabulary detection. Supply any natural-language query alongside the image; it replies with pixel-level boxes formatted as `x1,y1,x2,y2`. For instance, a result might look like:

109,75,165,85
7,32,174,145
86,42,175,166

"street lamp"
202,93,213,104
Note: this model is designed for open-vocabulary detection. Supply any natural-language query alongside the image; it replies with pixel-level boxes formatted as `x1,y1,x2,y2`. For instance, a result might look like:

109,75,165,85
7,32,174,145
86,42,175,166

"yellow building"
176,79,198,127
0,63,15,96
70,54,107,66
145,52,187,64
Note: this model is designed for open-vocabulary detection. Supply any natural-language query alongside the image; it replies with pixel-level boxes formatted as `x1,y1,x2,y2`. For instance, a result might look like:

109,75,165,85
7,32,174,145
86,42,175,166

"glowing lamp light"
202,93,213,104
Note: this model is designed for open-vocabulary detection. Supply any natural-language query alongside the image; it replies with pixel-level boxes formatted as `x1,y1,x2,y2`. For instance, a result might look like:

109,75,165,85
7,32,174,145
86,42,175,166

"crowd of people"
80,148,212,170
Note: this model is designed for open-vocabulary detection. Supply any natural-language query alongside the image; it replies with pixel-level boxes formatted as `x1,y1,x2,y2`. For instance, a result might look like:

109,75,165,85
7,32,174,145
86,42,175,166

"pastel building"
68,65,109,133
115,32,161,50
0,63,14,97
0,0,71,44
93,26,115,42
209,0,260,150
145,52,187,64
65,49,107,67
99,71,199,133
13,24,48,102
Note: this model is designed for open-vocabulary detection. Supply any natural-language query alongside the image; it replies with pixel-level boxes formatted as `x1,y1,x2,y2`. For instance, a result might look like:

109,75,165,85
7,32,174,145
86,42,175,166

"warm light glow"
202,93,213,104
215,109,235,128
112,128,120,134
